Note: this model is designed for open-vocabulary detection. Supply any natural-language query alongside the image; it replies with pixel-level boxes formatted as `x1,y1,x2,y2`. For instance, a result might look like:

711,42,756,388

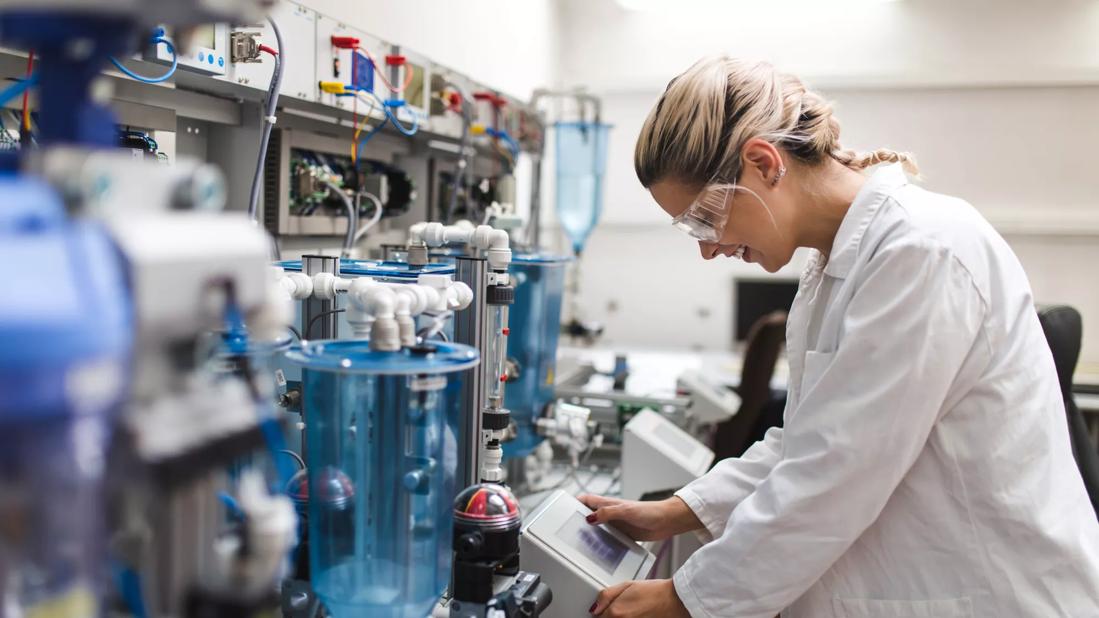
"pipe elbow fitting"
408,222,428,245
449,281,474,311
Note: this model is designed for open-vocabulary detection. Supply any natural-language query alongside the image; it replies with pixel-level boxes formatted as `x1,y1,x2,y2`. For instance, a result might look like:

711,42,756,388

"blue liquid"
503,256,568,459
302,361,462,617
557,176,602,256
554,122,611,256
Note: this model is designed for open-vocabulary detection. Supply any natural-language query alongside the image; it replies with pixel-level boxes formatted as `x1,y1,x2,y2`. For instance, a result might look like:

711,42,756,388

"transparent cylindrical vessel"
285,340,479,617
485,304,509,405
554,122,612,256
503,254,569,459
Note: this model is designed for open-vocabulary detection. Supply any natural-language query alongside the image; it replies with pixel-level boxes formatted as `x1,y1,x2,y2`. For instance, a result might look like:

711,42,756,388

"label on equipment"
411,376,446,392
275,369,287,388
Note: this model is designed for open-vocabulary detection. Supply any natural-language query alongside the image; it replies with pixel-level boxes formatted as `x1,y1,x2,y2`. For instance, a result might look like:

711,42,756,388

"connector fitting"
230,31,263,64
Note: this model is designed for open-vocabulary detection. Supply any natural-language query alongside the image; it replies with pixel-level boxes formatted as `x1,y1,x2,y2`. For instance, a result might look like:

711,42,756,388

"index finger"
578,493,619,511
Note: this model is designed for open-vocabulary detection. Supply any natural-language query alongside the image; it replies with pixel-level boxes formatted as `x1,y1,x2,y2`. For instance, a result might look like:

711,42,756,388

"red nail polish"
586,514,597,524
589,602,597,613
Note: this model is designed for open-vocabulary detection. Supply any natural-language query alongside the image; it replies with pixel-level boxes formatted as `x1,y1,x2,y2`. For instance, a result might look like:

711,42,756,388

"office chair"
710,310,787,463
1037,305,1099,518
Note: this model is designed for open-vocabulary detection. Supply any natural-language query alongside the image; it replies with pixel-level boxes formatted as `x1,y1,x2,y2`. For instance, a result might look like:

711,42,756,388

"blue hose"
0,74,37,109
110,37,178,84
354,91,420,162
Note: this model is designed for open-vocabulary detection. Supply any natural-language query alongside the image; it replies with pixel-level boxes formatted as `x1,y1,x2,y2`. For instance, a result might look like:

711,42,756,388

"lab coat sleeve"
672,239,989,618
675,427,784,542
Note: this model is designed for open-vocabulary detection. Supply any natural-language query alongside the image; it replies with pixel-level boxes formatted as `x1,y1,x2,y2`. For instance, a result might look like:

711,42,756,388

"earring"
771,165,787,187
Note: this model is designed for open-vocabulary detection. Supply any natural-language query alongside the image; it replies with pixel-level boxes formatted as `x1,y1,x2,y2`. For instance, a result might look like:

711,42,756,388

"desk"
557,345,1099,440
557,346,788,395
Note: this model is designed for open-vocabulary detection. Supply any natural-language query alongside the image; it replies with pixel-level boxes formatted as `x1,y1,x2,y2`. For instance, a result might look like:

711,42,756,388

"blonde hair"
634,56,918,188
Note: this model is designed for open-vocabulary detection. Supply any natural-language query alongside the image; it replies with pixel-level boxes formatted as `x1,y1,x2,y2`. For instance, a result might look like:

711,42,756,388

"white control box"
621,409,715,501
520,491,656,618
677,369,741,425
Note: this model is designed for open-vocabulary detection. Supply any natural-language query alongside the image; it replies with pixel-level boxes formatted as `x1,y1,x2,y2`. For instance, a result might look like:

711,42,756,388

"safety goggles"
671,184,732,243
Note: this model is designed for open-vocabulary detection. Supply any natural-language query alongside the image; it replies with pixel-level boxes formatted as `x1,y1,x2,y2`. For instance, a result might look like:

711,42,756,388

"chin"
758,255,790,274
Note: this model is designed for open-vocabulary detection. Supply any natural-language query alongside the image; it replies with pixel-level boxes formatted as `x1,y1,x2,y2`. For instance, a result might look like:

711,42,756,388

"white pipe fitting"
408,221,513,270
346,278,401,351
276,268,314,301
392,290,416,348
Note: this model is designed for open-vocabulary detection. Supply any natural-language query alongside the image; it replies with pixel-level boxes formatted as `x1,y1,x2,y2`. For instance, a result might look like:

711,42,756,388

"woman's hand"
591,579,690,617
577,494,703,542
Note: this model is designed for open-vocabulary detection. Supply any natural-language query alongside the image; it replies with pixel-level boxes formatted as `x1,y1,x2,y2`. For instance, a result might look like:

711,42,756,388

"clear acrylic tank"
503,254,569,459
285,340,479,617
554,122,611,255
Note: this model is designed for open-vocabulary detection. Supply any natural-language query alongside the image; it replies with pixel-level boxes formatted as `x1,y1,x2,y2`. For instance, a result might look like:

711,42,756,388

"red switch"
502,328,510,336
331,36,360,49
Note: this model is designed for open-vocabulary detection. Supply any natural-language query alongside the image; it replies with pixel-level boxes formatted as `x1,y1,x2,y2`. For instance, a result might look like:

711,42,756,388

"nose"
698,241,720,260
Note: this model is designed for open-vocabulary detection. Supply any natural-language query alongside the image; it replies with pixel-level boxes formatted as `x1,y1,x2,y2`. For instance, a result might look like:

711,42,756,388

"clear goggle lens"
671,185,731,242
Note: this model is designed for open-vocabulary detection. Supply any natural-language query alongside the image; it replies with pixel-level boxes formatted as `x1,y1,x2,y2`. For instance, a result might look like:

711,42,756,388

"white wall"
558,0,1099,91
549,0,1099,365
305,0,561,99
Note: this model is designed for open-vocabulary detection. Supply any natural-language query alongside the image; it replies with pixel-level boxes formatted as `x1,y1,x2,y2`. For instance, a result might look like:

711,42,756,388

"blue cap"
285,340,478,376
276,259,454,279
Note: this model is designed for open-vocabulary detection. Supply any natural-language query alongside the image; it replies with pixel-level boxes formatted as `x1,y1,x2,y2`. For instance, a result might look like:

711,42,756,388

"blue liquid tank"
286,340,479,617
502,254,569,459
554,122,611,256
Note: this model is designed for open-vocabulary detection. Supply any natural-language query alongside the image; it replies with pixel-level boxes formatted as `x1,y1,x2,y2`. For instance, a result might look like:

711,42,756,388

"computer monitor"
733,278,799,344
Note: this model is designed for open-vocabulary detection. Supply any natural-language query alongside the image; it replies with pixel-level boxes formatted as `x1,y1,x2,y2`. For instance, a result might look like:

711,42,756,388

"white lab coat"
672,164,1099,618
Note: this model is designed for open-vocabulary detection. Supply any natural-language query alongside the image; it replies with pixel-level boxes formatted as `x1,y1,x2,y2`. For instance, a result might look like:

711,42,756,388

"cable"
485,127,520,158
353,191,384,244
0,74,37,109
248,17,286,223
356,46,415,93
320,178,357,257
112,562,149,618
287,325,302,341
306,308,346,339
277,449,306,470
358,90,419,136
259,44,279,57
21,51,33,134
110,37,178,84
351,93,378,163
351,92,418,165
218,491,246,520
445,83,474,223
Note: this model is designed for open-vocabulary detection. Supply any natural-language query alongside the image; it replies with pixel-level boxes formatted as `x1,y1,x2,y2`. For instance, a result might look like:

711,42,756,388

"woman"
580,56,1099,618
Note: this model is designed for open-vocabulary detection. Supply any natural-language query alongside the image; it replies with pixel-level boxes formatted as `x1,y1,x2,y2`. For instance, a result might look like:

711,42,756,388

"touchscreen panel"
555,512,629,575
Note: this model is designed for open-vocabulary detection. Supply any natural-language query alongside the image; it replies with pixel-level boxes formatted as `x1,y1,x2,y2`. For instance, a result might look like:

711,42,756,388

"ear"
741,138,782,185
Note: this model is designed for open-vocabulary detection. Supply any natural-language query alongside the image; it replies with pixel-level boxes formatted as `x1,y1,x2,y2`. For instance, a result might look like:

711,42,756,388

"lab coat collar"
822,163,909,279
